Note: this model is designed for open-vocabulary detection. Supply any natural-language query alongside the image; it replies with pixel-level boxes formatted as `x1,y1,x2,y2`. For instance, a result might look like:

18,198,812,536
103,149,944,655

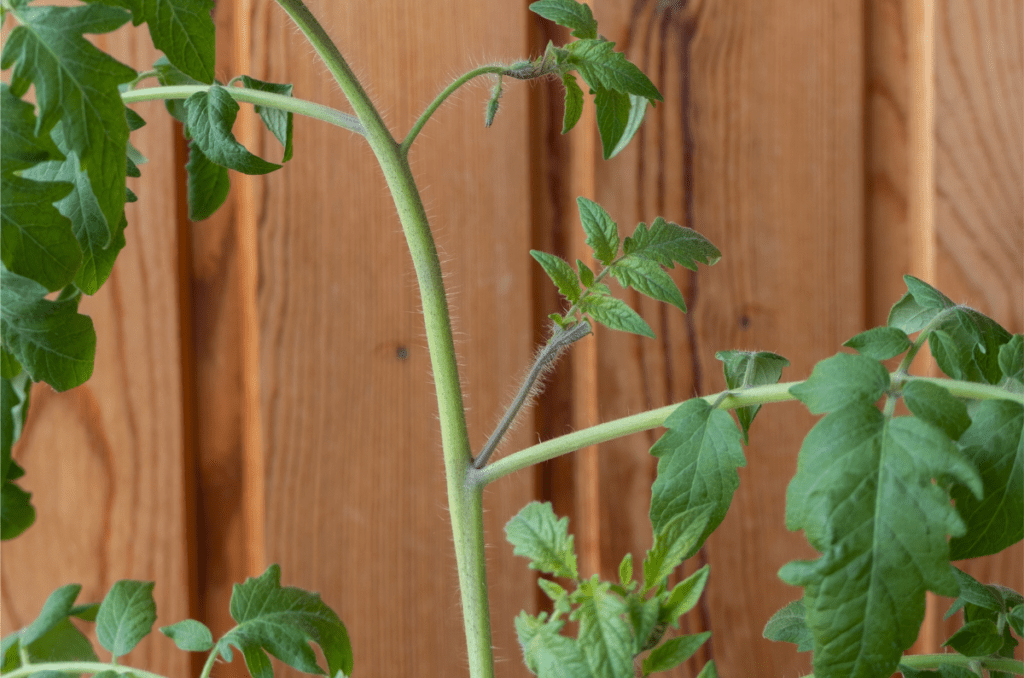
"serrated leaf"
531,251,582,305
945,567,1005,618
947,400,1023,560
790,352,890,415
642,506,713,592
659,565,710,626
2,4,135,241
649,399,745,552
622,218,721,269
714,350,789,443
0,84,65,173
570,577,633,678
185,85,282,175
763,599,814,652
561,73,584,134
21,584,82,647
581,294,653,338
943,619,1004,657
577,259,594,287
537,579,570,613
844,326,912,361
929,309,1012,385
902,380,971,441
566,39,662,102
96,580,157,658
0,266,96,391
240,76,294,162
220,564,353,678
625,595,659,654
124,0,215,84
576,197,619,265
505,501,578,580
528,0,598,39
515,612,590,678
780,405,983,678
608,256,685,312
186,140,231,221
999,335,1023,385
160,619,214,652
642,632,711,675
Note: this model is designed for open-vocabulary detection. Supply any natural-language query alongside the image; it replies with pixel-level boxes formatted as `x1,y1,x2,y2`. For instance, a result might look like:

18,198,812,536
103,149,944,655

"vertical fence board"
0,28,192,678
241,2,535,675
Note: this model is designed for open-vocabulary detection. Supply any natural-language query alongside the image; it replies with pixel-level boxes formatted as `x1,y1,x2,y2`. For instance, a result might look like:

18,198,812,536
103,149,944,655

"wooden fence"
2,1,1021,676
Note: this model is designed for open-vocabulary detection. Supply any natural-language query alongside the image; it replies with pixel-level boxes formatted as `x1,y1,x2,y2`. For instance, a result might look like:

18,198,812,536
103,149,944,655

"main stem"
273,1,493,676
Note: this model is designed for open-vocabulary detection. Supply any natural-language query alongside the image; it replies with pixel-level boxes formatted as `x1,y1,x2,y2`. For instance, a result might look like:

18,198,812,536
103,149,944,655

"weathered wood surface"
2,1,1021,677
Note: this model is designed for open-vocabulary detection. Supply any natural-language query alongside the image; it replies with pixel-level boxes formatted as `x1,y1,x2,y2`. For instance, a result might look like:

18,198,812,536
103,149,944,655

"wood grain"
0,25,193,678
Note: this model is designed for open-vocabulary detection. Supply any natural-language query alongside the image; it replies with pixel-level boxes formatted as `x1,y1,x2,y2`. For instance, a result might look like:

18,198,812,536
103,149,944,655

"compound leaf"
780,406,983,678
763,599,814,652
609,256,685,312
715,350,790,443
185,85,281,175
570,577,633,678
123,0,215,84
531,251,581,305
642,506,712,593
528,0,598,40
577,197,619,265
789,352,889,415
505,501,578,580
947,400,1023,560
96,580,157,658
219,564,353,678
1,4,135,242
240,76,294,162
0,266,96,391
649,399,745,553
844,326,912,361
565,39,662,102
581,294,653,338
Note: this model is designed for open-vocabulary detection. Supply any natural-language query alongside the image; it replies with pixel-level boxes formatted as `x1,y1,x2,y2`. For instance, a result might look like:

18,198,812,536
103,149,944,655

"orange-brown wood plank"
0,26,193,678
241,2,536,675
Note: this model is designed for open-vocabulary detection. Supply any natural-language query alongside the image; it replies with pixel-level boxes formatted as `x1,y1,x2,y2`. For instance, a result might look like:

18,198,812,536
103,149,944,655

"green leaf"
96,580,157,658
185,140,232,221
947,400,1023,560
789,352,890,415
160,619,214,652
123,0,215,84
21,584,82,647
659,565,710,626
570,577,633,678
515,612,590,678
505,501,578,580
649,399,745,552
904,275,956,311
844,326,912,361
929,309,1012,385
593,89,636,161
528,0,598,39
0,84,66,173
780,405,983,678
1009,605,1023,637
1,369,31,483
185,85,282,175
0,266,96,391
714,350,789,443
581,294,653,338
565,38,662,102
576,197,619,266
5,617,98,665
153,55,203,123
762,599,813,652
642,632,711,675
945,567,1004,618
999,335,1023,385
608,256,685,312
0,480,35,540
219,564,353,678
902,380,971,442
642,506,713,592
537,579,571,615
531,251,582,305
943,619,1004,657
618,553,633,587
604,94,647,159
1,4,135,242
577,259,594,288
695,660,718,678
561,73,584,134
626,595,660,653
621,218,721,270
888,293,937,335
240,76,295,162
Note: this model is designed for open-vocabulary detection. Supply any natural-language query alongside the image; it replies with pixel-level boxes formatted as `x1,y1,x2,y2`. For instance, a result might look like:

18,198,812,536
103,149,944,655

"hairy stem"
473,321,592,469
401,65,507,154
273,1,493,676
1,663,169,678
120,85,365,136
472,374,1024,486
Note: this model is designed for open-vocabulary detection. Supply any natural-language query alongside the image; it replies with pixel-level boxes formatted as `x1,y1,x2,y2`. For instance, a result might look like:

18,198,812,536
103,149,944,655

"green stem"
1,662,170,678
401,65,506,154
198,646,221,678
273,1,493,676
799,653,1024,677
472,373,1024,486
120,85,365,136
